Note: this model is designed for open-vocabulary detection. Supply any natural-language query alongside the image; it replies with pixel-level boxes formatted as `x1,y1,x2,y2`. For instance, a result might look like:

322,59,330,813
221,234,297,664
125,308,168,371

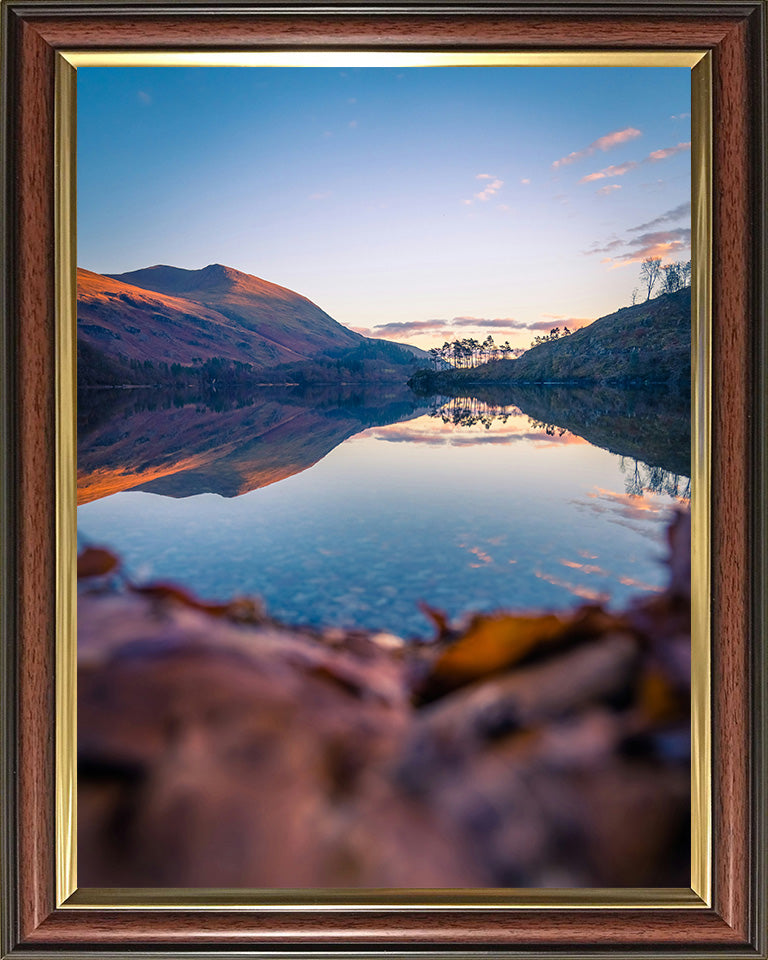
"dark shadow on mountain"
424,383,690,480
78,383,427,503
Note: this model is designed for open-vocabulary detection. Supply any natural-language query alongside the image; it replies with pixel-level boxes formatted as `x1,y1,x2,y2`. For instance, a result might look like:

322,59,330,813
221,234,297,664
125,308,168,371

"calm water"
77,386,690,638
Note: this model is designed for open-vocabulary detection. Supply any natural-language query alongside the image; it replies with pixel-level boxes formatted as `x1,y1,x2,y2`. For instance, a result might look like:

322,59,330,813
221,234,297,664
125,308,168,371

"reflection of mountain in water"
427,384,690,480
79,382,690,505
77,384,427,503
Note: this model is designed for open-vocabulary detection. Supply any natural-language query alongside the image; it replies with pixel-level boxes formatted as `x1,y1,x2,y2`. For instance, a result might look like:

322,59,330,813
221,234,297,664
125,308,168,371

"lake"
77,383,690,638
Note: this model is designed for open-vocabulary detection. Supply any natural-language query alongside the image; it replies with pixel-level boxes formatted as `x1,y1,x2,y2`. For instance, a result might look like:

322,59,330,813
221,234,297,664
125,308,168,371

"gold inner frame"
55,49,712,911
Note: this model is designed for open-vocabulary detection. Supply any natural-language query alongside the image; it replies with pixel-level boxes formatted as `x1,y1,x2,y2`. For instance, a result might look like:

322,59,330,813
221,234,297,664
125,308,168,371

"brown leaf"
421,612,568,701
77,547,120,580
131,581,228,615
418,602,451,639
637,666,685,723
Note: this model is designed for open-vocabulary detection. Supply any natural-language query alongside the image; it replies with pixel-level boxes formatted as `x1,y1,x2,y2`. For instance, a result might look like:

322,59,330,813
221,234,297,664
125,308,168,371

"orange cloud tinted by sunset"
580,141,691,184
580,161,638,183
646,141,691,161
552,126,641,169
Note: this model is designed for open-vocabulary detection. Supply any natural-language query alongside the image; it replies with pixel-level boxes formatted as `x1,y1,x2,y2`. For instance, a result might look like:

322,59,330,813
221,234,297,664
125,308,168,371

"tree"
655,258,692,295
639,256,662,300
660,261,684,293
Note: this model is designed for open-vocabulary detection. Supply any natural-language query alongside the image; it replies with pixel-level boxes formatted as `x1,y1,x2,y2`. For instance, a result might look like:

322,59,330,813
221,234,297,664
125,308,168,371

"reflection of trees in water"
428,396,690,502
619,456,691,501
527,419,570,439
428,395,522,429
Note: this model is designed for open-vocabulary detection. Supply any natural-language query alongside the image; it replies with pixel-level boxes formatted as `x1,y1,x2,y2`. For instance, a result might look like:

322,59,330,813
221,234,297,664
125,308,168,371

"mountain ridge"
78,263,425,385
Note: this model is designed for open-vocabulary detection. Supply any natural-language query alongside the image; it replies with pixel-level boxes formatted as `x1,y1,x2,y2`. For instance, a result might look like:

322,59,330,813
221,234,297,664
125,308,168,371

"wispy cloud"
612,228,691,264
137,90,152,105
450,316,519,328
463,174,504,205
552,126,642,169
474,178,504,202
597,184,622,196
629,201,690,232
585,236,624,256
580,161,638,183
368,313,584,340
580,141,691,184
369,320,452,337
309,191,332,201
520,178,531,185
530,316,593,331
670,112,691,120
647,141,690,161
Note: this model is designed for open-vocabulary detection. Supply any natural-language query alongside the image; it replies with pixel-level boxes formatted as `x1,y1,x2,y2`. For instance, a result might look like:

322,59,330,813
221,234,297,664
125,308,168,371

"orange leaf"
423,612,567,699
77,547,119,579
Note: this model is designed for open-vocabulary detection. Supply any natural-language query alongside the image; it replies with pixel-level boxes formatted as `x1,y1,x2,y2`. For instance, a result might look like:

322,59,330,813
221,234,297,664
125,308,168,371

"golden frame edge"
55,48,712,912
55,51,78,909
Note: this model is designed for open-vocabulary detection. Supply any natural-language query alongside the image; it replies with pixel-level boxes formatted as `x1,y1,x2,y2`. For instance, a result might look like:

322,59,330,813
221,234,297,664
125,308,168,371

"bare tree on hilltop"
639,256,663,301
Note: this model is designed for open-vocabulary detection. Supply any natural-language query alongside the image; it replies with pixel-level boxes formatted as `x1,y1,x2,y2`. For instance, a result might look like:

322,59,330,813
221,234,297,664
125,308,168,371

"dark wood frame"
1,2,766,956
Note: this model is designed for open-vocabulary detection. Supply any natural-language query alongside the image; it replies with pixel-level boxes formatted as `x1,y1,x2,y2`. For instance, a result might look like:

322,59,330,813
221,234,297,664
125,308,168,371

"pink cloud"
597,184,622,196
647,141,690,161
474,178,503,201
580,161,638,183
580,141,691,184
610,228,691,265
528,317,593,331
552,126,642,169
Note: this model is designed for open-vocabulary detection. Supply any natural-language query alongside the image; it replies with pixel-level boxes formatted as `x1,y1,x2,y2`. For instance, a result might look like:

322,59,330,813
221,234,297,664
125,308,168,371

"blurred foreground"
78,512,691,888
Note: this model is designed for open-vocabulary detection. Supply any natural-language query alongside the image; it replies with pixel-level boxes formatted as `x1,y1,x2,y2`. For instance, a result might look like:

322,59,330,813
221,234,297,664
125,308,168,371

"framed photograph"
1,2,765,957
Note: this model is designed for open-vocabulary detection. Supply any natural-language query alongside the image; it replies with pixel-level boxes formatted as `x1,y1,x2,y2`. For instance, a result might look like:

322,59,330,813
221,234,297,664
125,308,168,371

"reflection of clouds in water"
617,574,664,592
541,540,667,601
534,568,609,603
560,558,608,576
356,413,589,448
570,485,685,539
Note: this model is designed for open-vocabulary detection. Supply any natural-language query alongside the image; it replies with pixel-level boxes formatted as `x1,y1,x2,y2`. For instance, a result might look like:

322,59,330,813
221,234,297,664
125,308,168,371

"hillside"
78,264,423,385
411,288,691,390
107,263,363,360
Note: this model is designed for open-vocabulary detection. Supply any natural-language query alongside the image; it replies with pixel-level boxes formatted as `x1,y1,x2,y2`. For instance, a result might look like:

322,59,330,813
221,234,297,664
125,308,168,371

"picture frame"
1,1,765,956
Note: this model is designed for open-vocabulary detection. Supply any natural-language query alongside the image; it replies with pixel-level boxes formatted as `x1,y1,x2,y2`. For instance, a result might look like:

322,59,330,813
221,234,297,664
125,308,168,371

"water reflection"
77,383,690,636
77,382,427,503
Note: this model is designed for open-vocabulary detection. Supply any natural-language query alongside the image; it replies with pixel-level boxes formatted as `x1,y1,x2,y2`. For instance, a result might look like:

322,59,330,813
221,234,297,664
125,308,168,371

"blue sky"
78,66,691,350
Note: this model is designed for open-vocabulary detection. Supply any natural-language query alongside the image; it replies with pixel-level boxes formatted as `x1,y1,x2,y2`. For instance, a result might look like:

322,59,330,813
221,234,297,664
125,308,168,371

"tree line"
427,335,525,370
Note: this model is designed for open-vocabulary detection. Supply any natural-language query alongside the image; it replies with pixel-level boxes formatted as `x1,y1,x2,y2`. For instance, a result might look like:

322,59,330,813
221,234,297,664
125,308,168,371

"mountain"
78,263,427,387
411,287,691,390
77,264,364,375
109,263,363,359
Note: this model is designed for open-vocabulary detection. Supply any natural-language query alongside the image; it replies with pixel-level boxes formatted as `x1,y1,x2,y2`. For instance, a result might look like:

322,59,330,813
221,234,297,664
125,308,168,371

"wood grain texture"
710,16,752,943
24,14,740,48
13,12,57,944
6,3,761,953
19,907,748,946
